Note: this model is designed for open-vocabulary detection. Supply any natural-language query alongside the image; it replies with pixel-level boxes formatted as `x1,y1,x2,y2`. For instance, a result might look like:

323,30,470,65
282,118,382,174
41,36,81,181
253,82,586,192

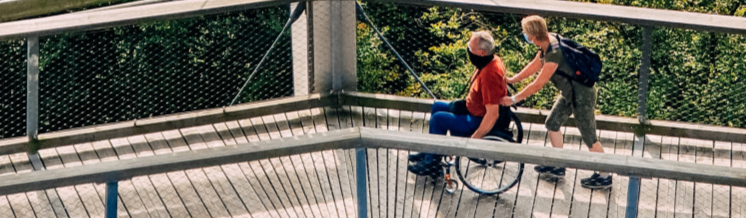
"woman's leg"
538,96,573,176
545,96,573,149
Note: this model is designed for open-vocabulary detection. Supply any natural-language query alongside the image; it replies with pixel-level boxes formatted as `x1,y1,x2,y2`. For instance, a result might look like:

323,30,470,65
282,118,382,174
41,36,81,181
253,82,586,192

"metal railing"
0,1,745,217
0,127,744,217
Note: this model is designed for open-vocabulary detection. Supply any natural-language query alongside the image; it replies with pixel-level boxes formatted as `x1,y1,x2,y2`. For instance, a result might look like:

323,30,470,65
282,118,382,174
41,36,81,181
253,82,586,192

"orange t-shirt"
465,56,507,117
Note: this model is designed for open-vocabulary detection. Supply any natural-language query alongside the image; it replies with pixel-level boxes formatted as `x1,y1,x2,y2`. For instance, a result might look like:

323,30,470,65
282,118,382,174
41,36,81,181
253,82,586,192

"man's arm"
471,104,500,139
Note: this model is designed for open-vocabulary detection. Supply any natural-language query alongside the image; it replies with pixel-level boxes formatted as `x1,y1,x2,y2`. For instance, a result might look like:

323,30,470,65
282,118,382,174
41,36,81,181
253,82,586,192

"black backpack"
550,34,603,87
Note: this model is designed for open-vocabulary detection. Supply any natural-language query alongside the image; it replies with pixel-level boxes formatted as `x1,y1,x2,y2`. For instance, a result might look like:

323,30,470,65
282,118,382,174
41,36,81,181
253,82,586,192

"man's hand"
471,104,500,139
500,96,514,106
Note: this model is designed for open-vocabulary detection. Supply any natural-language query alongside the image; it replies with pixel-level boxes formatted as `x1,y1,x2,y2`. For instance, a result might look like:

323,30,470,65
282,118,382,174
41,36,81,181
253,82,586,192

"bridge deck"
0,106,743,218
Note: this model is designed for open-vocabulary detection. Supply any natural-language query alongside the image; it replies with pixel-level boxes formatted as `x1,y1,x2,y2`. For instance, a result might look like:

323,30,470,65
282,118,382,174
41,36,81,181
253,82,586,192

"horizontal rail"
380,0,746,34
340,91,746,143
0,128,362,195
361,128,746,186
0,94,335,154
0,0,297,40
0,127,745,196
3,91,742,154
1,0,745,40
0,0,126,22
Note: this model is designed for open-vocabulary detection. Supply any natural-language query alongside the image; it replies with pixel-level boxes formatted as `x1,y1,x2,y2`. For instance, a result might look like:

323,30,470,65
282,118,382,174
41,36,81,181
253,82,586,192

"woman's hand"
499,96,514,106
506,77,516,84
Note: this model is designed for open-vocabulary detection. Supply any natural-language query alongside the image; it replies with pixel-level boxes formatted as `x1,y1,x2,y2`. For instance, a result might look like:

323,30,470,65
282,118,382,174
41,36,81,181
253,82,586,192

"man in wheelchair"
407,31,513,178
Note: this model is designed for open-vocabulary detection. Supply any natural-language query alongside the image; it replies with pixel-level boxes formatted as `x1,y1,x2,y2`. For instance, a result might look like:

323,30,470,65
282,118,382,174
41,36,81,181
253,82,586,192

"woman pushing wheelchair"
498,15,611,189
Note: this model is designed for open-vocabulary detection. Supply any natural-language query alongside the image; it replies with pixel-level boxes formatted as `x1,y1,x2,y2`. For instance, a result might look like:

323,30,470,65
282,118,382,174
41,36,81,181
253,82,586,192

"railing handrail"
340,91,746,143
1,0,745,41
1,92,743,154
380,0,746,34
0,93,335,154
0,0,297,40
0,127,743,196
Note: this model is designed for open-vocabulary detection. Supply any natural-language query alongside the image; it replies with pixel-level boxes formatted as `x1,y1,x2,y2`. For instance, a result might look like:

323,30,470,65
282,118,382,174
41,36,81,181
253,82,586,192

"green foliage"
357,0,746,127
35,7,293,133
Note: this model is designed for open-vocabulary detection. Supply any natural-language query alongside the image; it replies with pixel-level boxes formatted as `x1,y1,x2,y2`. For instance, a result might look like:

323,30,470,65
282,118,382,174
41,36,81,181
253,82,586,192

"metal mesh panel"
0,39,27,139
647,29,746,128
37,6,294,133
355,2,641,116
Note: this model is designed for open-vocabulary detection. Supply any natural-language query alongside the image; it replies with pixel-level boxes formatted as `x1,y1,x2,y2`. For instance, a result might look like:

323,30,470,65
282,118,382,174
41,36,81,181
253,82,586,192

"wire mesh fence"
647,30,746,128
34,6,295,133
0,39,27,139
355,1,745,129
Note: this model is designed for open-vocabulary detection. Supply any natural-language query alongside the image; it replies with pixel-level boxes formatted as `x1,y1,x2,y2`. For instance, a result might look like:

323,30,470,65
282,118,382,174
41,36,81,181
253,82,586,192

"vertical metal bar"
27,35,45,171
291,2,310,96
355,148,367,218
637,26,653,124
625,177,642,218
105,181,119,218
27,36,39,143
626,25,653,218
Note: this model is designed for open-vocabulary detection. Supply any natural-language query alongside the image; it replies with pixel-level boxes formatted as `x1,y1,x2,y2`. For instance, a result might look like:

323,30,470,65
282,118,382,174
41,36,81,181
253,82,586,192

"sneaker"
581,173,602,184
407,155,443,179
581,174,612,189
534,165,553,173
545,167,565,178
408,153,426,162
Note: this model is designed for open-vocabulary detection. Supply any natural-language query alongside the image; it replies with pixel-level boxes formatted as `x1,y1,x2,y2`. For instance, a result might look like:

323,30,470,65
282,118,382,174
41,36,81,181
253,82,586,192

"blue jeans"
429,101,483,137
418,102,483,164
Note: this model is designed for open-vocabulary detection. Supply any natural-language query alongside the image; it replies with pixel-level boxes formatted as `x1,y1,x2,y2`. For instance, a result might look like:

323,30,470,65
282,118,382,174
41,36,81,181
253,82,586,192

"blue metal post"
626,177,642,218
626,26,653,218
355,148,368,218
105,181,118,218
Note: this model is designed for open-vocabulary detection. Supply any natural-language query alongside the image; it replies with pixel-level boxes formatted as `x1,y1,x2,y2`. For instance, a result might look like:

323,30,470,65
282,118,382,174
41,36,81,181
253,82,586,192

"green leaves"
357,1,745,128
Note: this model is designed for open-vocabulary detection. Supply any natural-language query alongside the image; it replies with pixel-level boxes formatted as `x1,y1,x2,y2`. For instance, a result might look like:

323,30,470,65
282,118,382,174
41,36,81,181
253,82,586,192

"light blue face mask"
523,33,534,44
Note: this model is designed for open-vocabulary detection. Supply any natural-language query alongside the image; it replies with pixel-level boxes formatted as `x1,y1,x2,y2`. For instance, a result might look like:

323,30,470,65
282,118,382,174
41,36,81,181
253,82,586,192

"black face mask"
467,46,494,69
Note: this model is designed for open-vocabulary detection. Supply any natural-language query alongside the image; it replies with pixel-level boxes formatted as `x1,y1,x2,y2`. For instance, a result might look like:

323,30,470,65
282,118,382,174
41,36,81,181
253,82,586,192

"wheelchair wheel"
455,113,524,195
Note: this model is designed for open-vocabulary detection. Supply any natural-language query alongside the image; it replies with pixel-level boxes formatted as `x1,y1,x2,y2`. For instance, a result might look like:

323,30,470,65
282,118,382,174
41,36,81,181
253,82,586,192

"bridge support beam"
309,0,357,94
26,35,44,171
292,2,312,96
626,25,653,218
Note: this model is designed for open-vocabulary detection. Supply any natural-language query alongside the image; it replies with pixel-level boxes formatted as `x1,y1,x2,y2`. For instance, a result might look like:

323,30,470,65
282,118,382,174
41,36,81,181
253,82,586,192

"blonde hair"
521,15,549,42
471,31,495,55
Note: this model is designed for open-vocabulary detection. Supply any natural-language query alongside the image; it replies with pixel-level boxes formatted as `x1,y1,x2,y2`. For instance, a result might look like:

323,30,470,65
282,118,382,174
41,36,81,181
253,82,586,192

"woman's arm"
501,62,558,105
507,52,542,84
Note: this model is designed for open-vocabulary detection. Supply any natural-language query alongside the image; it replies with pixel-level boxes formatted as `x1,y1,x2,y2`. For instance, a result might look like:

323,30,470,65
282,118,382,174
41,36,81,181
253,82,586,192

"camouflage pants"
545,85,599,148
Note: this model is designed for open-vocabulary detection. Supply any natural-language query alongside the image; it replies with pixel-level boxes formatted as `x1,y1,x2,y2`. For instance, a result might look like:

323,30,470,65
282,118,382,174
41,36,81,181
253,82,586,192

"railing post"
309,0,357,94
626,25,653,218
26,35,44,171
105,181,119,218
637,26,653,125
292,2,311,96
355,148,368,218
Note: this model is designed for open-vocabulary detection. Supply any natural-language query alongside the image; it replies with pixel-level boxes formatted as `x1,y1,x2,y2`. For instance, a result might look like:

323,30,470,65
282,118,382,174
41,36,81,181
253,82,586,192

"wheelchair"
440,109,524,196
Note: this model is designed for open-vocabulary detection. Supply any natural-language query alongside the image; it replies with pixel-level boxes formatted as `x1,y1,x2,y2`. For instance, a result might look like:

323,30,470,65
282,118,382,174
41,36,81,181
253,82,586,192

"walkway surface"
0,105,743,218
